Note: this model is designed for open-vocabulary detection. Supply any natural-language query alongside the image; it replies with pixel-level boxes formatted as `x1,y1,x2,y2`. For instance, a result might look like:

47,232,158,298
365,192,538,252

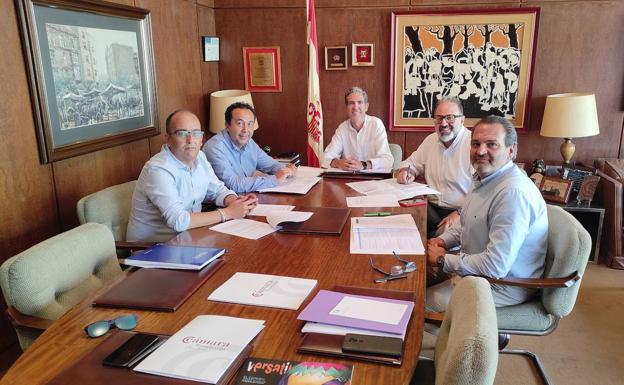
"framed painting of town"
389,8,539,132
16,0,159,163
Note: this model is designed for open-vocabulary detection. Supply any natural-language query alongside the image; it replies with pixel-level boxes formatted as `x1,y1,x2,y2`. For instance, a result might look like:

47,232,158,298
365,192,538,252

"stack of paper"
249,204,295,216
208,272,317,310
345,193,399,208
298,290,413,339
210,210,313,240
121,244,225,270
134,315,264,384
257,176,321,194
346,178,440,200
350,213,424,255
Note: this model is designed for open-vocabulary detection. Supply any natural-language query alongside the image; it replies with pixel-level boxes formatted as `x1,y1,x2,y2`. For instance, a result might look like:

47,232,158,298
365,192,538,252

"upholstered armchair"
594,158,624,269
389,143,403,171
0,223,122,350
411,276,498,385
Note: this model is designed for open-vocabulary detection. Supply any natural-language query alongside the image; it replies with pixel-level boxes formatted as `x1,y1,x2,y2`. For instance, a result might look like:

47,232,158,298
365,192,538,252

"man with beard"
425,115,548,311
126,110,257,242
322,87,394,171
397,97,473,236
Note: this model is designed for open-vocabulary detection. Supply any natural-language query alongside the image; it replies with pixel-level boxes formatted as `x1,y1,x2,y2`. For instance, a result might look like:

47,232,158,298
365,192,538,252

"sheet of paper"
324,167,392,174
210,219,276,239
301,321,406,340
296,166,324,178
345,194,400,208
381,178,441,197
266,211,313,228
352,213,417,229
258,176,321,194
350,214,424,254
249,204,295,216
346,180,386,195
329,296,408,325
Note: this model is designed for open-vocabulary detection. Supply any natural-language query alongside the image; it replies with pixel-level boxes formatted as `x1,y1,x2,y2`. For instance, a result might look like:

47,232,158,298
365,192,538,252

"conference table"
1,177,427,385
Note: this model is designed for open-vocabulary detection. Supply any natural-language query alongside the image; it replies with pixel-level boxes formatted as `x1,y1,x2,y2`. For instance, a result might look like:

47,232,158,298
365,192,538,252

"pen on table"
363,212,392,217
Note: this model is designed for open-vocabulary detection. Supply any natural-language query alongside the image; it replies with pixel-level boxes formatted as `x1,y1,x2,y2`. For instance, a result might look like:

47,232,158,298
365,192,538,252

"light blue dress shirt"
439,161,548,285
126,145,236,242
202,130,284,193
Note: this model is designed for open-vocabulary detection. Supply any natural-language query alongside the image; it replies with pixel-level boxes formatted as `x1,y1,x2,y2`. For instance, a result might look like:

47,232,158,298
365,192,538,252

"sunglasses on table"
84,314,138,338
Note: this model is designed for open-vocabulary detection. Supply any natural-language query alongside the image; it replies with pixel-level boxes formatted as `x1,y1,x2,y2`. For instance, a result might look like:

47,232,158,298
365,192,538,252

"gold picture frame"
352,43,374,67
243,46,282,92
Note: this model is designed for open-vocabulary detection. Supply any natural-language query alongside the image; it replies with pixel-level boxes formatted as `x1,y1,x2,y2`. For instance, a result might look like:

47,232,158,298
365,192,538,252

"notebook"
121,244,225,270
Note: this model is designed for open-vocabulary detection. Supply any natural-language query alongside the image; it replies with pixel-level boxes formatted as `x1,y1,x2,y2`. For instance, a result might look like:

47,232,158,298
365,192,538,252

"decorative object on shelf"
576,175,600,205
243,47,282,92
529,173,543,188
15,0,159,163
352,43,374,66
561,164,596,194
202,36,219,62
324,46,348,70
389,8,540,132
540,176,573,204
531,159,546,174
209,90,258,134
540,93,600,164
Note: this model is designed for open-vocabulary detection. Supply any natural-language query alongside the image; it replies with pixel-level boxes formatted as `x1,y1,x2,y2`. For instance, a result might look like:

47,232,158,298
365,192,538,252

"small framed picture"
576,175,601,204
243,46,282,92
202,36,219,62
540,176,573,203
529,173,543,188
352,43,374,66
325,46,348,70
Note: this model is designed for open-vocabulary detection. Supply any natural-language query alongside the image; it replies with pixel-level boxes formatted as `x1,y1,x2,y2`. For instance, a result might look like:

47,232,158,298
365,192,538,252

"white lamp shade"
208,90,258,133
540,93,600,138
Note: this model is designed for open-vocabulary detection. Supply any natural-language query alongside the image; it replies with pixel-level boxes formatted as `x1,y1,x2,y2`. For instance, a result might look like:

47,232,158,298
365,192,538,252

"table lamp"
208,90,258,133
540,93,600,164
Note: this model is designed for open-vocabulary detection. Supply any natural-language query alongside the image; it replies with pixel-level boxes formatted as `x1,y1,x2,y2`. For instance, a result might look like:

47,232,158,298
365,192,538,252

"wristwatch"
436,255,445,268
361,161,367,170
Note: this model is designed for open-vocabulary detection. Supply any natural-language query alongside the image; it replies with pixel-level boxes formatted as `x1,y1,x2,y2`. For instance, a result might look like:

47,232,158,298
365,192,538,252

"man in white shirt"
322,87,394,170
396,97,473,236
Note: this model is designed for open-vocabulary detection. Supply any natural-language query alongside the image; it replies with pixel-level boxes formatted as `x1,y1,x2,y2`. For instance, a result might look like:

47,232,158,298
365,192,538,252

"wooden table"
1,178,426,385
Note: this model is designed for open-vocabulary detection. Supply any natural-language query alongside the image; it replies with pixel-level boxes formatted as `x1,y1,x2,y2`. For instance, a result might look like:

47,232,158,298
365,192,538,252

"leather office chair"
0,223,122,350
77,180,152,254
411,276,498,385
389,143,403,171
492,205,592,385
594,158,624,269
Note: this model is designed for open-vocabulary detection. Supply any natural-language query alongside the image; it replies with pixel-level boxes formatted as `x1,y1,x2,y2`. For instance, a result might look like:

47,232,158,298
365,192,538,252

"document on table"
249,204,295,216
266,211,313,228
324,167,393,174
296,166,324,178
350,213,425,254
345,193,400,208
330,296,408,325
210,218,276,239
346,180,388,195
301,321,406,340
380,178,441,198
258,176,321,194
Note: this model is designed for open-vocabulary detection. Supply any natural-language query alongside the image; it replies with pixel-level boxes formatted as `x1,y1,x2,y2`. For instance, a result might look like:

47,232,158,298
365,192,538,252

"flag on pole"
306,0,323,167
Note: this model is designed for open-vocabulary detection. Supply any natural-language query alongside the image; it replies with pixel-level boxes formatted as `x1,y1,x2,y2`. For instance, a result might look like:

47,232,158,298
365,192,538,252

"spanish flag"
306,0,323,166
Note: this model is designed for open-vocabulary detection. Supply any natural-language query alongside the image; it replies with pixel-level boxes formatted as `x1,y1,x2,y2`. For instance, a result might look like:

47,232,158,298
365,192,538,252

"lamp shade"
208,90,258,133
540,93,600,138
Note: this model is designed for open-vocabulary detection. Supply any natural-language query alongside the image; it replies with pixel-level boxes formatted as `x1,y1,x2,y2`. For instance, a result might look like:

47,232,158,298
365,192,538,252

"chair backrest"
389,143,403,170
76,180,136,242
541,205,592,317
0,223,122,350
435,276,498,385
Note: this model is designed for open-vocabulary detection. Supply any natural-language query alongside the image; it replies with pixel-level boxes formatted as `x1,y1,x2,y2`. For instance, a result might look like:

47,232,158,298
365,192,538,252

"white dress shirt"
322,115,394,169
400,126,473,208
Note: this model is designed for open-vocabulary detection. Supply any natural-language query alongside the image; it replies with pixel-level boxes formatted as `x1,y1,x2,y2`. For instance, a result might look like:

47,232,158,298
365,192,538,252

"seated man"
322,87,394,171
426,115,548,312
203,102,296,193
127,110,257,242
397,97,472,236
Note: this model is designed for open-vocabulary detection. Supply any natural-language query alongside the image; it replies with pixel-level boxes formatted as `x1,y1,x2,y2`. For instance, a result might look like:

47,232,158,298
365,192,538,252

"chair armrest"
115,240,154,250
481,271,580,289
424,311,444,325
6,307,54,331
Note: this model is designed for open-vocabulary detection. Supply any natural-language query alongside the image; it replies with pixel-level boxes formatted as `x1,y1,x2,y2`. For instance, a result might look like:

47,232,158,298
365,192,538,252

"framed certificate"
202,36,219,62
325,46,348,70
352,43,374,66
243,47,282,92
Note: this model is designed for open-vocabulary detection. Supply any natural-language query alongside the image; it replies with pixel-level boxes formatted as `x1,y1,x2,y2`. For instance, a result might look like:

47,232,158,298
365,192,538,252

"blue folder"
121,244,225,270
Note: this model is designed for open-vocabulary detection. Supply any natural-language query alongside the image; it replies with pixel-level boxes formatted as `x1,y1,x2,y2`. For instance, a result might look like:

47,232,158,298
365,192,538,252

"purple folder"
297,290,414,334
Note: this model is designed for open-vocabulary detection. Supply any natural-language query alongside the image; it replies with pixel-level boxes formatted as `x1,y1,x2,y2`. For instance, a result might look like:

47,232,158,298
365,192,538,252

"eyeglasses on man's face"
173,129,204,138
433,114,463,124
84,314,138,338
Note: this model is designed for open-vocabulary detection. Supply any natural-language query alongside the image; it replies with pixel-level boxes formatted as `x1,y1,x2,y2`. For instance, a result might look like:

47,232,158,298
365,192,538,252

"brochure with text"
234,357,353,385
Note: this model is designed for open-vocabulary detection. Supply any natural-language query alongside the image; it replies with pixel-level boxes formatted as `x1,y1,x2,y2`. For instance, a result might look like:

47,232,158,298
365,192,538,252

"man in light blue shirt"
202,102,296,193
127,110,257,242
426,115,548,311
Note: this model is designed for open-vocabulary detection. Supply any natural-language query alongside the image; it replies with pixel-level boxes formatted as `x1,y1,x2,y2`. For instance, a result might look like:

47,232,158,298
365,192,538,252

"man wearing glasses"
322,87,394,171
126,110,257,242
397,97,473,236
203,102,296,193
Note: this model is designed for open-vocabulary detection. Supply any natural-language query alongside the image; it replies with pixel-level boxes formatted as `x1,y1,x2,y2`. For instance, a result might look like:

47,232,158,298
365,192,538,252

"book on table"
121,244,225,270
134,315,265,384
208,272,317,310
234,357,353,385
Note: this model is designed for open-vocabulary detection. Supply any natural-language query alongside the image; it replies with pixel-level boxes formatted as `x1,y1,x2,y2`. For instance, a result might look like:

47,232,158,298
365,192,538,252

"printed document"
345,194,399,208
324,167,392,174
210,219,276,240
350,214,425,254
347,178,440,200
134,315,264,383
329,296,408,325
208,272,317,310
266,211,313,228
295,166,324,178
258,176,321,194
249,204,295,216
301,321,406,340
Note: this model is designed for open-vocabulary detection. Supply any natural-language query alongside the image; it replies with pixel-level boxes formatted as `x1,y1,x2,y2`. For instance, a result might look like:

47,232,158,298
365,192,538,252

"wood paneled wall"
213,0,624,165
